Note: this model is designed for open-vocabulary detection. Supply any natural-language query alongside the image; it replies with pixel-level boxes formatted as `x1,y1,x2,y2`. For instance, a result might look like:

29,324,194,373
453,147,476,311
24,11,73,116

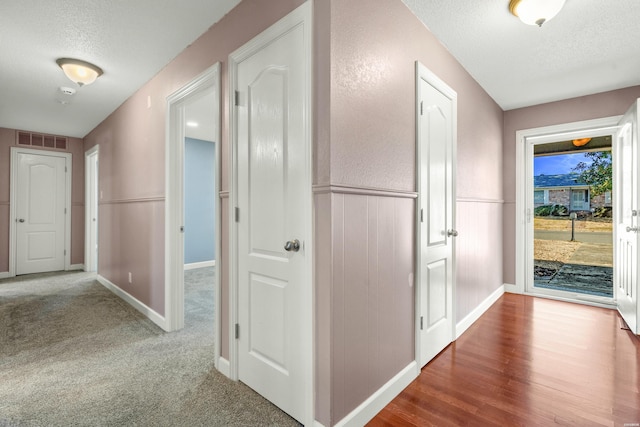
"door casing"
165,61,221,361
228,3,313,424
9,147,72,277
514,116,620,305
85,145,99,273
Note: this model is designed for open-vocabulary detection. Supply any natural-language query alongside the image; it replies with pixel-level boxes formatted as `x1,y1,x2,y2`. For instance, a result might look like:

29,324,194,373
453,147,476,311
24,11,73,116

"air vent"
16,131,67,150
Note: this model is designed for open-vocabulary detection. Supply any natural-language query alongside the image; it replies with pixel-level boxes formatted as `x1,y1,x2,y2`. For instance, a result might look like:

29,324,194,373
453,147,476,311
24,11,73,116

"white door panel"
232,4,310,423
615,99,639,334
417,63,456,367
16,152,66,275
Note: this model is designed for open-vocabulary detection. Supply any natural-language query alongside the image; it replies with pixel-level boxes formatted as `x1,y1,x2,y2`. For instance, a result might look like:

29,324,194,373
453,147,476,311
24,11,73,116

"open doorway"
531,137,613,301
165,64,221,370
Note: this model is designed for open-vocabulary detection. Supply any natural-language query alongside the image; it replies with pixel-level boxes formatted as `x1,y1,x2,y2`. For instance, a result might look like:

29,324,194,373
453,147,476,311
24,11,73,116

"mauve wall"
0,127,84,273
315,0,504,424
83,0,305,344
502,86,640,284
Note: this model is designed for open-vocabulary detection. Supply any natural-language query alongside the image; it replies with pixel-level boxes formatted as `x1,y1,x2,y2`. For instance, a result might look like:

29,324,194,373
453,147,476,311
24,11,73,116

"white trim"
229,3,314,424
9,147,72,277
456,285,504,339
414,61,458,368
217,357,231,378
184,260,216,271
69,264,85,271
514,115,622,296
334,361,418,427
313,422,327,427
97,275,166,329
0,272,10,279
165,60,221,377
504,282,518,293
84,145,99,273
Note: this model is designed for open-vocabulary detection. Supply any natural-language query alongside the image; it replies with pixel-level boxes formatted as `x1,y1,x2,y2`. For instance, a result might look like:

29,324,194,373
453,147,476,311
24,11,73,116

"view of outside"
533,150,613,297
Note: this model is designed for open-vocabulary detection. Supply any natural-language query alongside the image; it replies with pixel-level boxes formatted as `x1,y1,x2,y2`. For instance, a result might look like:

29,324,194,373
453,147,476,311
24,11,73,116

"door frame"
84,145,99,272
165,61,221,367
228,2,313,424
414,62,458,368
514,116,621,305
9,146,72,277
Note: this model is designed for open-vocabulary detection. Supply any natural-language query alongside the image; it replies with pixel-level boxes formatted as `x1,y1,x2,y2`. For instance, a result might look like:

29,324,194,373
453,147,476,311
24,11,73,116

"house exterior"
533,172,612,211
0,1,639,426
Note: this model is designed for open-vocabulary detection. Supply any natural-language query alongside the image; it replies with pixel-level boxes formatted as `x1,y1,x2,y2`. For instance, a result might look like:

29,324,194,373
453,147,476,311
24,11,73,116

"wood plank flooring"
368,293,640,426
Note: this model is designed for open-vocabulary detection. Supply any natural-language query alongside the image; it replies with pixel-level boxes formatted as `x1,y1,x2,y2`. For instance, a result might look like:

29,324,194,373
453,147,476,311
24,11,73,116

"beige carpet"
0,268,299,427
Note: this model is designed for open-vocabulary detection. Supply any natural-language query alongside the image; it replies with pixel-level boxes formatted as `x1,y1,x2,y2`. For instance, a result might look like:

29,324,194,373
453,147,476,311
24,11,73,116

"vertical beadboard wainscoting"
314,185,417,427
455,198,505,338
97,197,166,327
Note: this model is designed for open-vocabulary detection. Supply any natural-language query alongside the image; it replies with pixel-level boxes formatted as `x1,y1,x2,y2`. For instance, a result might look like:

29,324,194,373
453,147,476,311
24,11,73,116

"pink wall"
0,128,84,273
83,0,304,335
502,86,640,284
315,0,505,423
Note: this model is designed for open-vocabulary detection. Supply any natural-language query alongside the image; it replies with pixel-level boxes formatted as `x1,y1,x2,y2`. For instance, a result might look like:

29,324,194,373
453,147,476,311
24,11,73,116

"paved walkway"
534,230,612,244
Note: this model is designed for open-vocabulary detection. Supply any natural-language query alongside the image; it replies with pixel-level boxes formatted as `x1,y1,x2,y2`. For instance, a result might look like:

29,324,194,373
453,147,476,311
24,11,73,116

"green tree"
573,151,612,196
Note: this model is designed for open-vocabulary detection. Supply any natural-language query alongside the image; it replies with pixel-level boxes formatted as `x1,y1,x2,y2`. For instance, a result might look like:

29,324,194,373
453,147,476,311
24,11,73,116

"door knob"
284,239,300,252
18,218,25,223
447,229,458,237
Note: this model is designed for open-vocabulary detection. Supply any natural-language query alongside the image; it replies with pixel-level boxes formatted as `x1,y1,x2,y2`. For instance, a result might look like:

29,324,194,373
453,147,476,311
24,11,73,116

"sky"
534,153,590,175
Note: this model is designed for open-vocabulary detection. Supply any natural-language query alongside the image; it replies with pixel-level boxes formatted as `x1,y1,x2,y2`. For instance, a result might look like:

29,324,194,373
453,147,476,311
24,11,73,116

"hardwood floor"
368,293,640,427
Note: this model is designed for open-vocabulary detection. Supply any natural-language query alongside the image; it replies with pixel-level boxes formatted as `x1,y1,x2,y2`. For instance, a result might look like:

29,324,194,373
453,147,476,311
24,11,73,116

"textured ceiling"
2,1,639,139
0,0,241,138
402,0,640,110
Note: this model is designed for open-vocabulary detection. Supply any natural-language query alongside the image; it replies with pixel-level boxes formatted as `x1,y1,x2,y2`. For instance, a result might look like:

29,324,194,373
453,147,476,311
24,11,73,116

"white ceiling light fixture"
186,121,199,127
56,58,103,86
509,0,566,27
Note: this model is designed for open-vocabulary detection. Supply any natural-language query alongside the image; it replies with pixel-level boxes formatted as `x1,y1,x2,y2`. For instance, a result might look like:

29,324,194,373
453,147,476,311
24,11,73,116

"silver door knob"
626,226,638,233
284,239,300,252
447,229,458,237
18,218,25,223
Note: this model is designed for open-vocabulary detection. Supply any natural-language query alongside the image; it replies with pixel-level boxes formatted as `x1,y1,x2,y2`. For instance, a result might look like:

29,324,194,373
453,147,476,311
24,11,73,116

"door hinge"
420,101,424,116
235,207,240,222
420,208,424,223
234,90,240,106
420,316,424,330
65,166,68,173
64,249,67,256
235,323,240,339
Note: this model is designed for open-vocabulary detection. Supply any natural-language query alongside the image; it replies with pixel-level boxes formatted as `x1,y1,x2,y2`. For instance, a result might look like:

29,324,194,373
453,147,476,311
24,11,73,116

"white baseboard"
313,422,326,427
503,282,520,294
0,271,10,279
184,260,216,271
456,285,505,339
97,275,166,330
217,357,230,378
69,264,85,271
334,361,418,427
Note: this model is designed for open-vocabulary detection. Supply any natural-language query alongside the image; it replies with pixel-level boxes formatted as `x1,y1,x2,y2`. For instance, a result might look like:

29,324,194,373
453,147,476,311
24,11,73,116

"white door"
416,63,457,367
15,151,67,275
571,189,588,210
85,148,99,272
232,3,311,423
615,99,639,334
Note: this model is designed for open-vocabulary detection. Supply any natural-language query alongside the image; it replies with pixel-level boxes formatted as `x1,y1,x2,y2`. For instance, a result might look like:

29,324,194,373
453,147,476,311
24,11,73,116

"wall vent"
16,131,67,150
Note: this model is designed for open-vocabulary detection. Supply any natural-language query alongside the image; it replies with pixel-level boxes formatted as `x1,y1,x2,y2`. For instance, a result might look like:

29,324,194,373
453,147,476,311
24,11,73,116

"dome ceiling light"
509,0,566,27
56,58,103,86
